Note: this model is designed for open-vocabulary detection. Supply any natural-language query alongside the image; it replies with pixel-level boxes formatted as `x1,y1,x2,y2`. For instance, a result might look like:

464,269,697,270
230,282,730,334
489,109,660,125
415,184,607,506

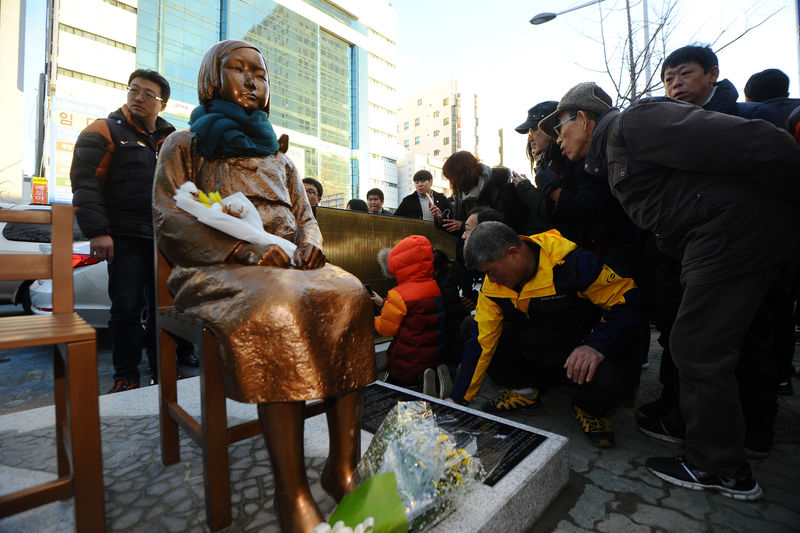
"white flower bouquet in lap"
173,182,297,262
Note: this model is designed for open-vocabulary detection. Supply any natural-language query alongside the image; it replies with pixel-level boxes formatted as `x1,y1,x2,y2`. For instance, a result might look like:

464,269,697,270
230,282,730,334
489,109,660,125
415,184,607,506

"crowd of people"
359,45,800,502
68,38,799,516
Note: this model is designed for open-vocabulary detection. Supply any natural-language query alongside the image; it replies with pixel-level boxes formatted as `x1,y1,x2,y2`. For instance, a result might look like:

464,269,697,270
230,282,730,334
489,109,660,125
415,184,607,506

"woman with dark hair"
437,151,526,237
512,101,578,240
152,40,375,532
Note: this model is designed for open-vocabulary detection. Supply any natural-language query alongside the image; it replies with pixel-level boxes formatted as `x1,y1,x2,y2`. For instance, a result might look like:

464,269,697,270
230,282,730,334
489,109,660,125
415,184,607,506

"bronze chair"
0,203,104,532
155,248,324,531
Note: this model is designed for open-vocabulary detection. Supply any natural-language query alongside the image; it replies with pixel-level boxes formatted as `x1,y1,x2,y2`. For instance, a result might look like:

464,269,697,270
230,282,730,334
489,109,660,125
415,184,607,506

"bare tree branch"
589,0,778,105
715,7,783,53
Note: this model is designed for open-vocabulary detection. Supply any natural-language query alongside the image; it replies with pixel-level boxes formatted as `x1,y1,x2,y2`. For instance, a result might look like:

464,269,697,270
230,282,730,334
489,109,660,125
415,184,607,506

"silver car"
0,203,111,327
29,240,111,329
0,203,54,310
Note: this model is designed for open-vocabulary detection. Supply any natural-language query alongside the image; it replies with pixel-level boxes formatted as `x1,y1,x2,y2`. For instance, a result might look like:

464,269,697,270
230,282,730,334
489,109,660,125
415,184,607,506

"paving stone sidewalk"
0,317,798,532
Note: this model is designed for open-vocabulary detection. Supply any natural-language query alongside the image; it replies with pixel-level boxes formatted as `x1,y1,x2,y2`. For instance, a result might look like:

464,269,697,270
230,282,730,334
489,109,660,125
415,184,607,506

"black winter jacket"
394,190,453,221
70,105,175,239
761,96,800,132
596,98,800,286
550,133,642,278
705,79,781,126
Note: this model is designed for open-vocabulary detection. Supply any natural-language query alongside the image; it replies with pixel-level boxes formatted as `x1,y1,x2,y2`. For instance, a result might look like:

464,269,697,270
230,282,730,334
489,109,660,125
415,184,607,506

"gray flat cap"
539,82,612,139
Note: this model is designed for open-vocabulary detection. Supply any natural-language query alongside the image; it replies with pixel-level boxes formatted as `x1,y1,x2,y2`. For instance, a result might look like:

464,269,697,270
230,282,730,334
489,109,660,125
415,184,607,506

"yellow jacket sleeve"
463,292,505,402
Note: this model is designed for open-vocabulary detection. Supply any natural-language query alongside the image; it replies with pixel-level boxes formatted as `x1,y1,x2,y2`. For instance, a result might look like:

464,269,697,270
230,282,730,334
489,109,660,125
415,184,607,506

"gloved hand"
534,164,561,197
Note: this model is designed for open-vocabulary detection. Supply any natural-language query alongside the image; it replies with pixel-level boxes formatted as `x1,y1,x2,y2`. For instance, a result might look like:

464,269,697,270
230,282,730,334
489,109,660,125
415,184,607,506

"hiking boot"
108,377,139,394
637,415,685,445
421,368,436,397
482,388,542,413
436,364,453,399
636,394,677,419
645,455,763,501
573,404,615,447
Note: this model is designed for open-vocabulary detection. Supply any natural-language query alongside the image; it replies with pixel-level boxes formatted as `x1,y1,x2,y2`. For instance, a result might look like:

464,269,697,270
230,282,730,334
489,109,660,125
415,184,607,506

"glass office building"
135,0,382,202
45,0,397,206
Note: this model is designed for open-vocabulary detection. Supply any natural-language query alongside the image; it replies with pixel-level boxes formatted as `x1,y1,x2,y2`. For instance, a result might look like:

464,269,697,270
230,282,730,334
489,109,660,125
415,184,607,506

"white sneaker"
422,368,436,397
437,364,453,399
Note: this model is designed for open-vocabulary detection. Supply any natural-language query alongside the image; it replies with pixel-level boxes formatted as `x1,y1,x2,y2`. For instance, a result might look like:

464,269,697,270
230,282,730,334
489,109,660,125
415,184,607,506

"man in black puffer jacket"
660,45,780,125
71,69,194,393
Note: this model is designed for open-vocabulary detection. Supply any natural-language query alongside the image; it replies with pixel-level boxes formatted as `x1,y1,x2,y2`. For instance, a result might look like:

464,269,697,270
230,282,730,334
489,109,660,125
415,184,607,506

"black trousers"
670,265,783,477
487,325,638,417
107,236,192,381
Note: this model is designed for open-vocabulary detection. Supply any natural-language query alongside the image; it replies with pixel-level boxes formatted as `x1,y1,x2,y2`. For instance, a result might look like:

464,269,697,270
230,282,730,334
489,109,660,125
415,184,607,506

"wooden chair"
155,248,324,532
0,203,104,532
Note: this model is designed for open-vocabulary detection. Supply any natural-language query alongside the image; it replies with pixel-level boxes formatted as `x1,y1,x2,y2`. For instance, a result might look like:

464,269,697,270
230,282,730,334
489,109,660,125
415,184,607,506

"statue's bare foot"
320,459,355,502
273,488,324,533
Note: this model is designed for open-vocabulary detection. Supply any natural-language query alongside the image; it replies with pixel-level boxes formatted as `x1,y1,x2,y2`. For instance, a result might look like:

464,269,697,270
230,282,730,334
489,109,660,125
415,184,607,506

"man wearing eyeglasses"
302,177,323,217
537,83,641,281
71,69,196,393
544,81,800,501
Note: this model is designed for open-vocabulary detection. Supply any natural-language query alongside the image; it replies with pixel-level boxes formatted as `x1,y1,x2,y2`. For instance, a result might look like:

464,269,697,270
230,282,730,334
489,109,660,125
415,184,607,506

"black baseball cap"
515,101,559,133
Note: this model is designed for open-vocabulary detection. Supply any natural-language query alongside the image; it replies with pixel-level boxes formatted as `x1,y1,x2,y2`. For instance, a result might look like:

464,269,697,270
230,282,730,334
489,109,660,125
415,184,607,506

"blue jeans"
107,237,192,381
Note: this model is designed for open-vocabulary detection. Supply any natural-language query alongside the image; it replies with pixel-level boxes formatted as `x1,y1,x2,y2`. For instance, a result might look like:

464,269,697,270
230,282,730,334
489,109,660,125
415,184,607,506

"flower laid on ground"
328,401,484,532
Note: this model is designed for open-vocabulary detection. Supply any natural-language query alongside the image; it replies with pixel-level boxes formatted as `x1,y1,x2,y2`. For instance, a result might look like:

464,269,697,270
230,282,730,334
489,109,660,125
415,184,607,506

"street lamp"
530,0,606,25
531,0,653,100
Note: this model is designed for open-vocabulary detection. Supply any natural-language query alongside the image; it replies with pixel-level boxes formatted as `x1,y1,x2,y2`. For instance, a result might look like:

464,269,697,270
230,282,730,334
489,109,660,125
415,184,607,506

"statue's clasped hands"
232,243,326,269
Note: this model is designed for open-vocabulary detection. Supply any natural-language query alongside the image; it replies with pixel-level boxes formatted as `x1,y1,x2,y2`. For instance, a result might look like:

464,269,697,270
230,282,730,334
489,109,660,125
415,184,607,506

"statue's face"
219,47,269,112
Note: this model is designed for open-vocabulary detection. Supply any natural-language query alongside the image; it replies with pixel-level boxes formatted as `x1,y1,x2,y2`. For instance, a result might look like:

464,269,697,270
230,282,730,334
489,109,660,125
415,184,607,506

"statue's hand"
232,243,291,268
294,244,326,270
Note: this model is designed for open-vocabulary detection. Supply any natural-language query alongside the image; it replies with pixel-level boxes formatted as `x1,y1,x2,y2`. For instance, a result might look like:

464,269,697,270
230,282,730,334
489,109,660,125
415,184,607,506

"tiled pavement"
0,304,798,532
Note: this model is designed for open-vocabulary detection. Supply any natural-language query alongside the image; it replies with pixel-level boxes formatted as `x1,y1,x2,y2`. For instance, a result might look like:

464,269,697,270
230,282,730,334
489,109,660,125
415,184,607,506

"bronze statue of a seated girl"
153,39,375,532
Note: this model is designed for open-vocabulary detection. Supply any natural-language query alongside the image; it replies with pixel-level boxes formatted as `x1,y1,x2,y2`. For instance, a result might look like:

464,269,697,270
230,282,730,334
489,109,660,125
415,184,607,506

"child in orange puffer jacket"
369,235,446,389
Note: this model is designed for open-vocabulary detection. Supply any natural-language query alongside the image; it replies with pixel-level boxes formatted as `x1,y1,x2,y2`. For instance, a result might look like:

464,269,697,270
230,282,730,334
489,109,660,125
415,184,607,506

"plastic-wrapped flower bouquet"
324,401,485,533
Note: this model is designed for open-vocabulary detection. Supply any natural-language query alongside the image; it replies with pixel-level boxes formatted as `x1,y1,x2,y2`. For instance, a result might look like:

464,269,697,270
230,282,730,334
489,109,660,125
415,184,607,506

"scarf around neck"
189,99,280,158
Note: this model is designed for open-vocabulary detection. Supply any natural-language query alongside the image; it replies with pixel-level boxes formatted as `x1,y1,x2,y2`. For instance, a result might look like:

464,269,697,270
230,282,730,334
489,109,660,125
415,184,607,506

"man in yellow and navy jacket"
449,221,644,447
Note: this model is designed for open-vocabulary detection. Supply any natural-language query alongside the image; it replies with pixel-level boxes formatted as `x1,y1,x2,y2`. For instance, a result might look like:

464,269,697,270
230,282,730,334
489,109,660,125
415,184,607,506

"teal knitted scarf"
189,99,280,158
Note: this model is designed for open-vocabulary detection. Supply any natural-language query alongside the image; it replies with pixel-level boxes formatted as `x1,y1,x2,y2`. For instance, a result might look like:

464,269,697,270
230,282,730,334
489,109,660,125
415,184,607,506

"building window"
414,118,420,126
443,98,449,106
57,67,127,90
404,139,409,148
404,121,409,130
443,137,450,145
59,23,136,53
415,136,421,145
434,149,440,156
103,0,137,13
433,130,440,137
443,117,449,125
417,98,422,105
433,111,439,118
